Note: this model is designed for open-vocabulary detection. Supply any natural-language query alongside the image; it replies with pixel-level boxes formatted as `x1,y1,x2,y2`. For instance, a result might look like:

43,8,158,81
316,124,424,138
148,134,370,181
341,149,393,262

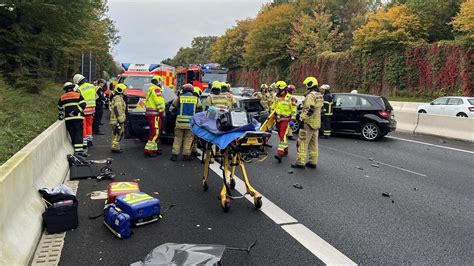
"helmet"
211,81,221,90
226,82,231,88
194,87,202,96
350,89,358,94
182,83,194,93
115,83,127,94
63,82,76,91
220,81,228,88
275,80,287,91
260,83,268,90
152,75,164,86
73,74,85,84
303,77,318,89
320,84,330,92
287,84,296,94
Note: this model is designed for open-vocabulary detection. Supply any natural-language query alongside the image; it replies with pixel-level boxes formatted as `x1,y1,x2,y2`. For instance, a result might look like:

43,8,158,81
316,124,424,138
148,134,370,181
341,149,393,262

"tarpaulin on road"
190,112,260,150
131,243,226,266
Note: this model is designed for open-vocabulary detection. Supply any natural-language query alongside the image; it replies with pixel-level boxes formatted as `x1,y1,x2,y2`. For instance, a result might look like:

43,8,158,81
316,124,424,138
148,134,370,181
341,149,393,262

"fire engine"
118,63,177,140
175,63,228,91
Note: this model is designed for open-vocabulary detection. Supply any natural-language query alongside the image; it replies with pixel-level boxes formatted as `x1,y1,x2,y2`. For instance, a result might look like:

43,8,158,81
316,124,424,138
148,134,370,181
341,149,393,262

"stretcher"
191,112,271,212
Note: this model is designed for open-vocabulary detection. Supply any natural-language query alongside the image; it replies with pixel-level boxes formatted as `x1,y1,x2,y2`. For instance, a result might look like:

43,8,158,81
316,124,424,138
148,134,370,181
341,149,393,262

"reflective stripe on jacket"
175,93,199,129
58,91,86,121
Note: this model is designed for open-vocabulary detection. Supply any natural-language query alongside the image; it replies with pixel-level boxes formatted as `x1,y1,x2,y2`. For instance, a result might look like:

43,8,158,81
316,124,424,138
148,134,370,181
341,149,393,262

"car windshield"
240,100,264,112
122,76,152,90
467,99,474,105
202,73,227,83
230,87,244,95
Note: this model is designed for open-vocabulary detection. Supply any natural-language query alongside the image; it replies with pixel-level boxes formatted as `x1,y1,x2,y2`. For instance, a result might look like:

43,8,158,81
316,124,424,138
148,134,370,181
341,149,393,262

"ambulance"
118,63,177,140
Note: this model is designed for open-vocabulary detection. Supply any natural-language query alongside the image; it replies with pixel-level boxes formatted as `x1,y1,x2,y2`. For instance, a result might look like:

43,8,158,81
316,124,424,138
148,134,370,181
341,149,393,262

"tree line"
0,0,120,91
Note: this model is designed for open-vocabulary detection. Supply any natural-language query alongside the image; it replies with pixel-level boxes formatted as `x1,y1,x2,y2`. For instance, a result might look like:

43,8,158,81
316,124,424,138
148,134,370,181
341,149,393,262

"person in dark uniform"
320,84,333,139
93,79,106,135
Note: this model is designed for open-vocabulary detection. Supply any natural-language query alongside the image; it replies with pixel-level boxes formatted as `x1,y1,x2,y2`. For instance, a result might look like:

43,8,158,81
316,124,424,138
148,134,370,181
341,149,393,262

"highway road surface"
60,116,474,265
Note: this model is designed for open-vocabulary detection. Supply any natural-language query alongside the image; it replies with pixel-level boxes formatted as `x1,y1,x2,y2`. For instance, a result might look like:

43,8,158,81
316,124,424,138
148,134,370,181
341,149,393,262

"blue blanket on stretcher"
190,112,260,150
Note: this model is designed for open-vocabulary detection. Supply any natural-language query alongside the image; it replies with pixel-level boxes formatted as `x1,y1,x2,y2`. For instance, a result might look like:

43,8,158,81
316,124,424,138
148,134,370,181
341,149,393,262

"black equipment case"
40,193,78,234
67,154,99,180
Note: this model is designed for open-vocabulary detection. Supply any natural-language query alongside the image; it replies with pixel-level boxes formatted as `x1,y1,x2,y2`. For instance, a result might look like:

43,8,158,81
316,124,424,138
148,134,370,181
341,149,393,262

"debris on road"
392,200,395,203
414,187,418,191
132,243,225,265
364,175,370,178
133,178,141,182
196,224,200,227
382,192,391,197
120,172,125,176
356,165,364,170
371,164,380,168
207,228,212,231
368,157,374,161
288,170,294,174
293,183,303,189
153,191,159,195
89,190,107,200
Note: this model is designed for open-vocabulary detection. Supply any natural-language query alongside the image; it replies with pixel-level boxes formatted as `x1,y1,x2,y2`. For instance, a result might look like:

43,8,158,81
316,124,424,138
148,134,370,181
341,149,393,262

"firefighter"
170,83,202,161
191,87,203,157
254,84,271,111
109,83,127,153
220,81,236,108
320,84,333,138
291,77,323,169
272,81,297,163
205,81,233,109
73,74,97,149
93,79,106,135
286,84,298,140
58,82,87,156
144,75,166,157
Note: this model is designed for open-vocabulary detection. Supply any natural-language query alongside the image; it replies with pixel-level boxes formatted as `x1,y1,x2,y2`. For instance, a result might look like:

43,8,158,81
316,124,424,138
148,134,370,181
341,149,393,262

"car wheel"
291,120,300,134
418,110,427,114
361,122,381,141
456,112,468,118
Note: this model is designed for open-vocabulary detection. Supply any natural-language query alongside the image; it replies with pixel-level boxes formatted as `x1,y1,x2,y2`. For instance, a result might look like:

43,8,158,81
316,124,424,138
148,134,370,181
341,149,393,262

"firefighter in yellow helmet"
170,83,202,161
291,76,323,169
320,84,333,138
220,81,236,108
204,81,234,109
109,83,127,153
272,81,297,163
254,83,273,111
144,75,166,157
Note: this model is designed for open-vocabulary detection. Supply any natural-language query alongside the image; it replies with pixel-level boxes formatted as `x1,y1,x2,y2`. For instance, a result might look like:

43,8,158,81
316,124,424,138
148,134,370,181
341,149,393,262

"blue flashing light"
121,63,131,71
149,64,160,71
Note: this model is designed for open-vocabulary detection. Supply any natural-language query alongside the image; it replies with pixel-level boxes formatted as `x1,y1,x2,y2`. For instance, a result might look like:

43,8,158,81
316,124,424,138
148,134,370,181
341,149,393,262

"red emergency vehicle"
176,63,228,91
118,63,177,140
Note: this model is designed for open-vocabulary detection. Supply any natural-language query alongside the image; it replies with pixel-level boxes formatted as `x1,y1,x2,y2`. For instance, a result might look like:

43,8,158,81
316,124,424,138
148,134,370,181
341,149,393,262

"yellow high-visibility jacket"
271,93,296,119
145,84,165,116
78,82,97,115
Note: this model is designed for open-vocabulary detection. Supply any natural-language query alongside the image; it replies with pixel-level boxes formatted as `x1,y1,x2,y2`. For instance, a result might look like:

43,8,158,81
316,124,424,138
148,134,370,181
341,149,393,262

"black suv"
293,93,396,141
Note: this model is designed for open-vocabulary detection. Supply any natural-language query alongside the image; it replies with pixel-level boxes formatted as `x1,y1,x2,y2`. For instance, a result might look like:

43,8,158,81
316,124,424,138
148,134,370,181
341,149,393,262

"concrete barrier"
0,120,72,265
395,111,474,142
390,101,427,113
394,111,418,133
415,113,474,142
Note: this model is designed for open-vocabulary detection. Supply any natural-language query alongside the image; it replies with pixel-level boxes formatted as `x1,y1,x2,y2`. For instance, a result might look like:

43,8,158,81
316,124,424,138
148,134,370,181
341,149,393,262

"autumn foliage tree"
211,19,253,69
243,4,297,68
289,6,344,60
352,5,427,52
451,0,474,41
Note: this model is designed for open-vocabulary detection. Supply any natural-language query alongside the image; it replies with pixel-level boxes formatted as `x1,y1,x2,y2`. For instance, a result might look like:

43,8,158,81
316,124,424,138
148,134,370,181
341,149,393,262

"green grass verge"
0,78,62,165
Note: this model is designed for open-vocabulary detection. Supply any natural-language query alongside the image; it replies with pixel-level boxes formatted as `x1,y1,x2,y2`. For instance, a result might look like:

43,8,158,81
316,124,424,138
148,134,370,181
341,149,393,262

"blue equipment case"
103,204,132,239
116,192,161,226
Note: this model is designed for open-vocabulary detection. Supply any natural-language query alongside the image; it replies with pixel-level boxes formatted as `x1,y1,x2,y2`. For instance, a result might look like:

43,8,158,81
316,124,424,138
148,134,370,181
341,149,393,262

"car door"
446,98,462,116
428,97,448,115
332,94,359,132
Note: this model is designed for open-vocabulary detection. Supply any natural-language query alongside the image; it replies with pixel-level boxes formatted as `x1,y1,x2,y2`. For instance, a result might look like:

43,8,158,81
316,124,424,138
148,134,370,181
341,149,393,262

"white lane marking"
386,136,474,154
200,150,355,264
282,224,356,265
320,144,427,177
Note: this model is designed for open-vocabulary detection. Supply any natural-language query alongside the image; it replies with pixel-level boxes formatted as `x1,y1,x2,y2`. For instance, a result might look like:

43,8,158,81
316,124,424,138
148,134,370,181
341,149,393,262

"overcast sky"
107,0,271,64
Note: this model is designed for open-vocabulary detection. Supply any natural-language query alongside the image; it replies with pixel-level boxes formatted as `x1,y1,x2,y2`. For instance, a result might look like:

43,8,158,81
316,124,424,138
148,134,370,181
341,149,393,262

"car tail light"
469,107,474,112
379,110,390,118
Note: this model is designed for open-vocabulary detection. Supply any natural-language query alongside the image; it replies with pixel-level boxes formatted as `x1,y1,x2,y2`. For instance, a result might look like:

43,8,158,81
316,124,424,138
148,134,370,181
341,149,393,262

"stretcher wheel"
229,178,236,189
254,197,262,209
202,180,208,191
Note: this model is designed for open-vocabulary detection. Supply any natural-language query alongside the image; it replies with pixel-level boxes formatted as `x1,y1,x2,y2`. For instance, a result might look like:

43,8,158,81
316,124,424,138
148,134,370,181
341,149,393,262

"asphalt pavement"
60,113,474,265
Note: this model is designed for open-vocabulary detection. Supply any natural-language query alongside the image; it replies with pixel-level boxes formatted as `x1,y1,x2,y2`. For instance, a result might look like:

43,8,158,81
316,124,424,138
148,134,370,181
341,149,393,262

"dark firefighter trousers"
66,120,84,153
322,115,332,137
